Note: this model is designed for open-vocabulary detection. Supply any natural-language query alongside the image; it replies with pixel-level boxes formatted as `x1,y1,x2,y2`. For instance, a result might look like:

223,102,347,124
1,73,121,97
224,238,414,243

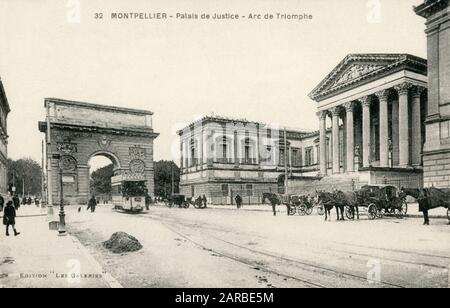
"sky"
0,0,427,170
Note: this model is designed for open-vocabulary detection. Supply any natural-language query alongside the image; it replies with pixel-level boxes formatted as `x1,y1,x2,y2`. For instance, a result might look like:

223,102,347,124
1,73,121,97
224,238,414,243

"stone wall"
423,150,450,188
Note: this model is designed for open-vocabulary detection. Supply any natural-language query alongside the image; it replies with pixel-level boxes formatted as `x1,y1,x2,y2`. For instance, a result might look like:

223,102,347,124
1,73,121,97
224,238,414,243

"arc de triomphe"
39,98,159,205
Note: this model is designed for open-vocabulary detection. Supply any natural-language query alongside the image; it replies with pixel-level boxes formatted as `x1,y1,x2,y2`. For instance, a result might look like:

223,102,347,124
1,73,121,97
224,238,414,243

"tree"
90,164,114,195
154,160,180,197
8,158,42,197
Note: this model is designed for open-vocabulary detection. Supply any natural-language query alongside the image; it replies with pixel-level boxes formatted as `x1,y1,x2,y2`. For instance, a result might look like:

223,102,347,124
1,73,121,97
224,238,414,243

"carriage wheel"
367,204,377,220
401,201,408,216
317,205,325,216
288,206,297,216
345,206,355,220
305,206,313,216
376,207,384,219
297,205,306,216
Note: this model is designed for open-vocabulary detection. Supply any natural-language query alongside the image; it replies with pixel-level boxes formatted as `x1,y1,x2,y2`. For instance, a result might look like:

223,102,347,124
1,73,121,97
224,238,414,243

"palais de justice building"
180,0,450,203
179,54,430,204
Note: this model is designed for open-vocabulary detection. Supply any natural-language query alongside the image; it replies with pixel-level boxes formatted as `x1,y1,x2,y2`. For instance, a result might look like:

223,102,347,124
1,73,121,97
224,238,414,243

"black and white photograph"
0,0,449,294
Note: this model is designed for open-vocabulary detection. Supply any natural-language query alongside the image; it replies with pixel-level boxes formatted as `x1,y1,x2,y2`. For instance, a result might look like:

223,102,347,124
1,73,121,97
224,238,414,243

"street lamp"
52,153,66,236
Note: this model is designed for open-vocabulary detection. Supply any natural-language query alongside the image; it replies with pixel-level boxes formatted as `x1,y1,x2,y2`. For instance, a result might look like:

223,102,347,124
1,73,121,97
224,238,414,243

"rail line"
145,213,409,288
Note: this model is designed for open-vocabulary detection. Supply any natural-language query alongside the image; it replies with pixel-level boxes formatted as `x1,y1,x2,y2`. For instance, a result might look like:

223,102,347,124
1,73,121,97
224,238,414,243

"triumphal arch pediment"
39,98,159,205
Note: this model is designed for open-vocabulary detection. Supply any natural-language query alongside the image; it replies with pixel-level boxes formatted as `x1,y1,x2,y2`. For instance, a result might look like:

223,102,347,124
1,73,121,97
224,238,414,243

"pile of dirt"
103,232,143,254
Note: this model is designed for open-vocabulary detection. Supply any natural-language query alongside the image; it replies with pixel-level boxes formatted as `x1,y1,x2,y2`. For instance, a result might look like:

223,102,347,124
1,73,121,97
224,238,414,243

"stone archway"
39,98,159,205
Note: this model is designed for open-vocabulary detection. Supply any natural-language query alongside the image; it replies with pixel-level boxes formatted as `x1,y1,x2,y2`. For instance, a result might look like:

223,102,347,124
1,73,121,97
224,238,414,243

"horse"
316,191,345,221
401,187,450,225
335,190,360,220
262,192,281,216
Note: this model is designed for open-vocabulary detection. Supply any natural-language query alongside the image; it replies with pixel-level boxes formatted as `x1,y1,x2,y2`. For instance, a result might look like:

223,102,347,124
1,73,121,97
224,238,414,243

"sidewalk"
0,205,47,218
0,214,121,288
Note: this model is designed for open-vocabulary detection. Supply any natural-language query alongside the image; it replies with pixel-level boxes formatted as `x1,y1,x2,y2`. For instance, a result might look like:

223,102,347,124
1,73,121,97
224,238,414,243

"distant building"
178,115,329,205
0,78,10,197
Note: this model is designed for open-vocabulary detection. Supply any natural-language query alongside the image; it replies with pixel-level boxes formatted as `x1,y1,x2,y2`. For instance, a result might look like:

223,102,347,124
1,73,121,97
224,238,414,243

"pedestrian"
3,201,20,236
235,194,243,209
87,195,97,213
202,195,208,208
12,195,20,211
418,188,430,225
145,189,151,211
0,194,4,212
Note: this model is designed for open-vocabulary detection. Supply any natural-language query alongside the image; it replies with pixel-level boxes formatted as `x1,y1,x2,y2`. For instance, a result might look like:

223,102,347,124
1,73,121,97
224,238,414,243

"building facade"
39,98,158,205
309,54,428,189
0,78,10,197
178,116,328,205
415,0,450,188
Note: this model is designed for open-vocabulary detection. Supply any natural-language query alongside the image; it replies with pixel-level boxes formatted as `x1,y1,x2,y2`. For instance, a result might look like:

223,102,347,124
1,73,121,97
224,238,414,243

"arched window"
215,136,232,163
241,138,256,164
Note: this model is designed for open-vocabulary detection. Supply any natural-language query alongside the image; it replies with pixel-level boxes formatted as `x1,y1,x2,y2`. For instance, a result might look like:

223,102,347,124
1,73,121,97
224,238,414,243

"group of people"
194,195,208,208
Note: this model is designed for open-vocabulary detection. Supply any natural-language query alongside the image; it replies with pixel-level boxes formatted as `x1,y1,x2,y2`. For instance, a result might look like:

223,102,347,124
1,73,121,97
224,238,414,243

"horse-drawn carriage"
166,194,207,209
355,185,408,220
285,195,319,216
317,185,408,221
263,193,321,216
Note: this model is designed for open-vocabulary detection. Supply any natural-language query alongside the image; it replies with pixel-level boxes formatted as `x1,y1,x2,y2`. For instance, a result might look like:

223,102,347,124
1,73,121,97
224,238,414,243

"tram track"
144,211,449,271
144,212,411,288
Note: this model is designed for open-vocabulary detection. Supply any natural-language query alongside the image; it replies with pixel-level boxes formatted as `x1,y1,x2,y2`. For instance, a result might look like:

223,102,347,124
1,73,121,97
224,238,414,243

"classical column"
344,102,355,172
234,130,239,166
395,82,412,167
362,96,372,167
375,90,390,167
411,86,425,166
317,111,327,176
391,100,400,166
331,107,341,174
199,129,204,166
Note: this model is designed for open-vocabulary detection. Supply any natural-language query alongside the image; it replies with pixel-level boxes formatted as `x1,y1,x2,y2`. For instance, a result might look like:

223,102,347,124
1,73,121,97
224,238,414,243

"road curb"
68,233,124,289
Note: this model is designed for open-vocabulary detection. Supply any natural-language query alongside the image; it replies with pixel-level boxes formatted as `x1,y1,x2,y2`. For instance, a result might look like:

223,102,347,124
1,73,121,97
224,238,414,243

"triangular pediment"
309,54,427,101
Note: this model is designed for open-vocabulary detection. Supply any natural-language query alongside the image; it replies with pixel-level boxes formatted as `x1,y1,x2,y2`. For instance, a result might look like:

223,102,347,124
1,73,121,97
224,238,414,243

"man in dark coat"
418,189,430,225
3,201,20,236
12,195,20,210
87,195,97,213
202,195,208,208
235,194,243,209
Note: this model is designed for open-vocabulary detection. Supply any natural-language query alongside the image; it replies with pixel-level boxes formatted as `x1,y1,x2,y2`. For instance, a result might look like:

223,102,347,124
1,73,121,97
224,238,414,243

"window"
441,120,450,139
316,145,320,165
245,184,253,196
221,184,229,197
292,148,302,167
242,138,256,164
305,147,313,166
216,136,230,163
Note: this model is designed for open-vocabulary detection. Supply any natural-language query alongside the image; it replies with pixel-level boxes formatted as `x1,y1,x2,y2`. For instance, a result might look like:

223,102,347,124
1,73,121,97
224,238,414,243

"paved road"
66,204,450,288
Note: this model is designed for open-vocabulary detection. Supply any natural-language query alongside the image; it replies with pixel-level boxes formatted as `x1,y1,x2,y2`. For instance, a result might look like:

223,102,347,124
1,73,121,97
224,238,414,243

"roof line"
44,97,154,115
